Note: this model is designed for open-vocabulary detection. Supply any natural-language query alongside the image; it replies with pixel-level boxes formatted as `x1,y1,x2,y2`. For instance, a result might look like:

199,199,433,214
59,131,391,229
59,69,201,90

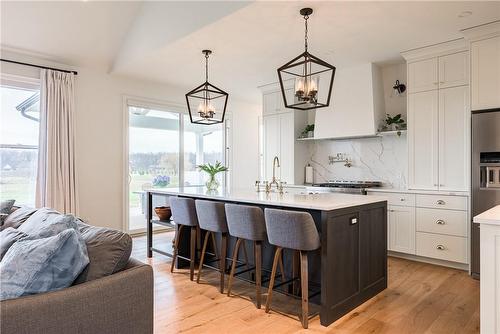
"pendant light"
277,8,336,111
186,50,228,125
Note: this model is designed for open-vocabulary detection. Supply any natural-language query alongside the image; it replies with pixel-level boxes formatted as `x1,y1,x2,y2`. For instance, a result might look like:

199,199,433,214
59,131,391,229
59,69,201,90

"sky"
0,86,39,146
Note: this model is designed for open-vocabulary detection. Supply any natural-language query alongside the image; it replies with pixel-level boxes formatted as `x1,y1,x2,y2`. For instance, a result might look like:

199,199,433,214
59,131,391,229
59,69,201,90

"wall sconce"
393,80,406,95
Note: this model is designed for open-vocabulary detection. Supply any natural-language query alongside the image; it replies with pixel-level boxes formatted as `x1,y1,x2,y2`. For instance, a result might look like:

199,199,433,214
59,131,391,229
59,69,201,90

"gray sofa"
0,257,153,334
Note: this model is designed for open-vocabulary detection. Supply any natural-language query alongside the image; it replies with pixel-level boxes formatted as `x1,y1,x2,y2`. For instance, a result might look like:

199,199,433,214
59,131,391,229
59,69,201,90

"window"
126,102,227,232
0,78,40,206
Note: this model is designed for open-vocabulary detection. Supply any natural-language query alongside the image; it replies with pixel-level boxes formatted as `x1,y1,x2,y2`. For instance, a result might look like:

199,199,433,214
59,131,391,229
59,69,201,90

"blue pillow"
19,208,77,239
0,229,89,301
0,227,28,260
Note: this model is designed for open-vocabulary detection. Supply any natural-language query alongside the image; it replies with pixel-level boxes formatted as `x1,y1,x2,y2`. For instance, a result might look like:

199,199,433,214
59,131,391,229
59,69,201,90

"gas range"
307,180,382,194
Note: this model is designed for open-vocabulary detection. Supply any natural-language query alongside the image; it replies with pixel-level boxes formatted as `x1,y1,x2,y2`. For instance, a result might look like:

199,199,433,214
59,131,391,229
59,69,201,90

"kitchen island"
145,187,387,326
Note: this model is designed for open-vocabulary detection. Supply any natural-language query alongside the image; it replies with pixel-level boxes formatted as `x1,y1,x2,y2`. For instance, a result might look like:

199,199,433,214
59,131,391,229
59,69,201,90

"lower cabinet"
388,205,416,254
416,232,467,263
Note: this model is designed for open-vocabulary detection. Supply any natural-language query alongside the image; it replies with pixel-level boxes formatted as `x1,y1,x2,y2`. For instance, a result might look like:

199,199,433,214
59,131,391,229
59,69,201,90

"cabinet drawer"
367,192,415,206
416,194,467,211
416,232,467,263
416,208,467,237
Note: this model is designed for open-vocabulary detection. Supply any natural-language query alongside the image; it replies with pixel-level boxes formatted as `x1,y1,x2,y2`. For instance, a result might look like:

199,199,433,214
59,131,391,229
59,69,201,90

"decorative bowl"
154,206,172,221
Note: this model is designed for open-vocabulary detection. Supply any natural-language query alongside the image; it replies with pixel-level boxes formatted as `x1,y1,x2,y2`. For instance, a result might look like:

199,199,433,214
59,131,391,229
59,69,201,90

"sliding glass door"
126,103,226,233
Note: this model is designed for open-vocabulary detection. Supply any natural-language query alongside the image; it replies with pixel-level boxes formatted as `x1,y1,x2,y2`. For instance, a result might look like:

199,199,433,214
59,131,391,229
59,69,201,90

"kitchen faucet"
270,156,280,188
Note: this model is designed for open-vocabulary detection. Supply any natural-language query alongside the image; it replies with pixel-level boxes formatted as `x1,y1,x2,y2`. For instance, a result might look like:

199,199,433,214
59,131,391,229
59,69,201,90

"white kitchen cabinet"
388,205,416,254
438,86,469,191
408,90,439,190
263,114,280,181
438,52,469,89
470,36,500,110
263,91,280,116
408,58,438,93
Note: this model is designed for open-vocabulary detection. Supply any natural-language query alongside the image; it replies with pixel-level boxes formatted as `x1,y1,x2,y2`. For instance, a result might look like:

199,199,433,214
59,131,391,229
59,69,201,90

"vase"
205,175,220,191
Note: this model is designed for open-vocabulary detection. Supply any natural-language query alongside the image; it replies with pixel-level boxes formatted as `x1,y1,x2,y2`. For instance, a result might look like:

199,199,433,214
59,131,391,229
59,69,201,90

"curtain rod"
0,58,78,75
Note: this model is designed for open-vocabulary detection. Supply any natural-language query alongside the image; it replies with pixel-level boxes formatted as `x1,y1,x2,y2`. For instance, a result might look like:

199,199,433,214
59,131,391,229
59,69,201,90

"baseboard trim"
388,251,469,271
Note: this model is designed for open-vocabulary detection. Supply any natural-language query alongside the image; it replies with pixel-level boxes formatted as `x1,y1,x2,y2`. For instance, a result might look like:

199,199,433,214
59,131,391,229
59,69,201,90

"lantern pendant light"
186,50,228,125
277,8,336,111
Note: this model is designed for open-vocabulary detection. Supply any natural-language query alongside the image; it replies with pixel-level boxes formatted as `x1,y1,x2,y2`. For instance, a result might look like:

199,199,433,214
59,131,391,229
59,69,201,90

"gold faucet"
269,156,280,190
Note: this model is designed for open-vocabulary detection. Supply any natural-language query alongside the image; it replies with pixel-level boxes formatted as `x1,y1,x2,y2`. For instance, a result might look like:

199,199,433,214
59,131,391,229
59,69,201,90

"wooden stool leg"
196,231,211,283
210,232,219,260
170,225,183,273
292,250,299,295
254,241,262,309
220,233,228,293
189,226,196,281
227,238,242,297
278,248,286,282
265,247,282,313
242,240,251,273
300,251,309,329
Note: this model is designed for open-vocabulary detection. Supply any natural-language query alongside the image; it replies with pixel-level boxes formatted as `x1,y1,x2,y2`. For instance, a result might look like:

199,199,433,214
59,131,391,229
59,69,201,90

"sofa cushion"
19,208,77,239
73,221,132,284
1,206,37,231
0,227,29,260
0,199,15,215
0,228,89,301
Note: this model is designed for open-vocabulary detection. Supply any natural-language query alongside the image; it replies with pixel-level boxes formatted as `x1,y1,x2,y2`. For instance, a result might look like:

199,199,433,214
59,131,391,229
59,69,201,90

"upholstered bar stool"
224,203,269,308
195,199,229,293
264,208,320,329
169,197,199,281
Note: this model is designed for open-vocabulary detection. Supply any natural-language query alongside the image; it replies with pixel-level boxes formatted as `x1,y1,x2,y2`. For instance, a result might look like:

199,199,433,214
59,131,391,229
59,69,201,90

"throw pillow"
0,200,15,216
1,206,37,231
19,208,77,239
73,220,132,284
0,228,89,301
0,227,29,260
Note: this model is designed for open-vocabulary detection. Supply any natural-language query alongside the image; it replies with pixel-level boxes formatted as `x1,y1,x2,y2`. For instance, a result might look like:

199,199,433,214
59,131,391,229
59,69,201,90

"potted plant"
197,161,228,190
384,114,406,131
301,124,315,138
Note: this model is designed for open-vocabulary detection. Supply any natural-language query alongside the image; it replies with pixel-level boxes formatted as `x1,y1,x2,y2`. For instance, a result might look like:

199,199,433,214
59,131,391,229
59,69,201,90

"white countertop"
146,187,387,211
473,205,500,226
366,188,469,196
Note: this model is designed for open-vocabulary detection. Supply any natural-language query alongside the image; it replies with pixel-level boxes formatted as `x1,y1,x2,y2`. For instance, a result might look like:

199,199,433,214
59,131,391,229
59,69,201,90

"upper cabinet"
470,36,500,110
439,52,469,89
408,51,469,93
408,58,438,93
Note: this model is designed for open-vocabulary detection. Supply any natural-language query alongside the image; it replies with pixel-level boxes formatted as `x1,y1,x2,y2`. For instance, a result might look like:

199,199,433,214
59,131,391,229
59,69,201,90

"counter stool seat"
195,199,229,293
264,208,320,329
169,197,199,281
225,203,285,309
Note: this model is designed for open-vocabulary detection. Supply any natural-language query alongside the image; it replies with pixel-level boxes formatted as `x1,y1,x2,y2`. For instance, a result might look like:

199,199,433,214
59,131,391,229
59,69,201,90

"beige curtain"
36,69,78,214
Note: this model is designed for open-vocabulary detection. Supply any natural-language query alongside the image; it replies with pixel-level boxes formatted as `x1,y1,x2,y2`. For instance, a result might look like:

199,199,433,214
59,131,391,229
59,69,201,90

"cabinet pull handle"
436,245,445,250
436,200,445,205
400,198,405,201
436,220,445,225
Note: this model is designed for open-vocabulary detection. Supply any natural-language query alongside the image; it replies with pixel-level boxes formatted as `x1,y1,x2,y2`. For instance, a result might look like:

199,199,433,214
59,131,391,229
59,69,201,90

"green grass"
0,175,36,206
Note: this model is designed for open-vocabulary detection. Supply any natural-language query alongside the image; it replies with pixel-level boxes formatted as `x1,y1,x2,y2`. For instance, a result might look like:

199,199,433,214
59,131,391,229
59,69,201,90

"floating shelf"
296,130,407,142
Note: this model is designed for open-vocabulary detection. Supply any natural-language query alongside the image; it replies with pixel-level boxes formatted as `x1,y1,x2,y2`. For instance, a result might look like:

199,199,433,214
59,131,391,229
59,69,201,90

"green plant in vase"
301,124,315,138
197,161,228,190
384,114,406,135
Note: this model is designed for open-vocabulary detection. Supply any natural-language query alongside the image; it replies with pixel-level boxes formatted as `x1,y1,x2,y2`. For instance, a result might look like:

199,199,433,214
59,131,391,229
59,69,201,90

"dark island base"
147,191,387,327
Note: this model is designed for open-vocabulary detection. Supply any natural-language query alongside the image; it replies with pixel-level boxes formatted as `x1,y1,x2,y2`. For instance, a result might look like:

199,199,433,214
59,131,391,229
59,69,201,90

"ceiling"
1,1,500,103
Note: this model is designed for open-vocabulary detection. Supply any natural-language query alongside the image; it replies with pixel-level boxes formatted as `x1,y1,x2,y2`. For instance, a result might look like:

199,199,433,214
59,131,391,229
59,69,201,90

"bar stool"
264,208,320,329
224,203,269,308
195,200,229,293
169,197,199,281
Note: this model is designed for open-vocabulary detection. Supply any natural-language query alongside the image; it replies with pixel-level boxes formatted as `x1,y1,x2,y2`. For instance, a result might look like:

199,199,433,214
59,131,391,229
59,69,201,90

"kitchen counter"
473,205,500,225
144,186,386,211
144,186,388,326
367,187,469,196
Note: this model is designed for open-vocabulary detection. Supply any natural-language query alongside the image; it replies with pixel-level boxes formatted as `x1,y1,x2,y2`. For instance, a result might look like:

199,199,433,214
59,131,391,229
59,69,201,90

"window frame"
122,95,231,234
0,74,41,207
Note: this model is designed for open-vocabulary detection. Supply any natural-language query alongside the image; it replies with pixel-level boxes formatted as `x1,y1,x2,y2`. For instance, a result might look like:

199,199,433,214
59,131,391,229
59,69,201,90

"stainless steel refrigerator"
471,109,500,278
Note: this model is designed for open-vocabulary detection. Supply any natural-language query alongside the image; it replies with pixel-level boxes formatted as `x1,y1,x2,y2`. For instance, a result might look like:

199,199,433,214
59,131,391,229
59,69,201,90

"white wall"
1,50,260,230
380,62,407,119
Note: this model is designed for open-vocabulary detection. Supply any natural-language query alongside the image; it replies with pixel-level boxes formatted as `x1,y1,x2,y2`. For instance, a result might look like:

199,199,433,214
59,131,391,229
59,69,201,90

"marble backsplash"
306,134,408,189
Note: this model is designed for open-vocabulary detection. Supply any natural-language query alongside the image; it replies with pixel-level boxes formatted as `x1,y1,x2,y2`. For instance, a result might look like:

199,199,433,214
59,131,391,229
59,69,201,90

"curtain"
35,69,78,214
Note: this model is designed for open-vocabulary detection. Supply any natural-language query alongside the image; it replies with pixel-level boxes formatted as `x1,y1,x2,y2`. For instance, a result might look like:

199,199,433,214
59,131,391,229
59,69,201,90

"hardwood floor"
131,233,480,334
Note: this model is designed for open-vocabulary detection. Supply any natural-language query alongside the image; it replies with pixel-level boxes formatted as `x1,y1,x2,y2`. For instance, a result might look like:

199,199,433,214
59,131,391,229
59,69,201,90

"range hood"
314,63,385,140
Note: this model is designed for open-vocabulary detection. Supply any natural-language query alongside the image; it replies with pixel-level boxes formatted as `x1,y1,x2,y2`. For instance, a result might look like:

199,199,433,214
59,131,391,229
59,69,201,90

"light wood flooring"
131,233,480,334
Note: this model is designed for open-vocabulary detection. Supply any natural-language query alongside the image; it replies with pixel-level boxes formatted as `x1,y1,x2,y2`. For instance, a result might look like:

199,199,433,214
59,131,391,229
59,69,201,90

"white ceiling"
2,1,500,103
